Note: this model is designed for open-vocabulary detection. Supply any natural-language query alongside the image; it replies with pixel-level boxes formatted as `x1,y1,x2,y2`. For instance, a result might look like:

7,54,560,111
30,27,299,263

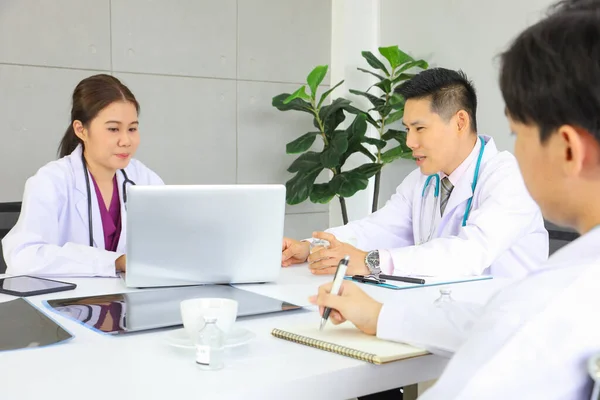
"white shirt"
377,227,600,399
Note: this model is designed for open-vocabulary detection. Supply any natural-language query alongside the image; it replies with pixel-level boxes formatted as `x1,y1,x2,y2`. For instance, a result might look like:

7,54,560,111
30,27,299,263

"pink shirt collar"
439,136,481,186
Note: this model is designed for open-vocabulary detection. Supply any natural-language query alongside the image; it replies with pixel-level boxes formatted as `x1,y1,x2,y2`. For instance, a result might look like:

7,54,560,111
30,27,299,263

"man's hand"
115,255,126,272
307,232,369,275
281,237,310,267
309,281,382,335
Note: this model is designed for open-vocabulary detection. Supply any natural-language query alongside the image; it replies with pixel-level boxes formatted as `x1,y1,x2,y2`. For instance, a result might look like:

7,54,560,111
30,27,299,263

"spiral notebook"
271,321,428,364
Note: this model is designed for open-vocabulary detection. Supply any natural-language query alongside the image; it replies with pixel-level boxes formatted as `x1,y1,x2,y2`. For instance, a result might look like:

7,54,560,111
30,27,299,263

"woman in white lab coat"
282,68,548,279
2,74,164,277
311,3,600,398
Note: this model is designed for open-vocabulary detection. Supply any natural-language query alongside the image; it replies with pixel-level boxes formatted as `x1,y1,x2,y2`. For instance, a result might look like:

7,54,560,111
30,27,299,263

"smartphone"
0,275,77,297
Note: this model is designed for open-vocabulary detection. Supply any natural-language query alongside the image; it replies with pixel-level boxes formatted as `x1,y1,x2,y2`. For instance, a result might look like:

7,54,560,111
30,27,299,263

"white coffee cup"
180,298,238,340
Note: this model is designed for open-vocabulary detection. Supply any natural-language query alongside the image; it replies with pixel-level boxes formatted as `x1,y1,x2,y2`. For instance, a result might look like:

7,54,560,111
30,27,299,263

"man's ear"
557,125,585,177
455,110,470,134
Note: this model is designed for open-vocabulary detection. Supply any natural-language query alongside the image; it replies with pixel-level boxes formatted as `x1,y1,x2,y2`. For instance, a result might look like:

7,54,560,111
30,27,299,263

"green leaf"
374,104,393,118
363,137,387,149
283,86,311,104
361,51,390,76
307,65,328,98
285,168,323,205
381,129,407,142
310,182,337,204
322,109,346,136
353,163,383,179
389,93,405,110
341,114,376,165
321,131,349,168
285,151,325,204
287,151,322,173
330,170,369,198
286,132,320,154
379,46,414,69
317,98,350,134
317,80,344,108
381,143,412,163
346,113,368,147
342,104,380,128
357,67,385,81
386,109,404,125
374,79,392,93
398,59,429,73
272,93,312,114
349,89,385,108
357,145,377,162
391,73,416,85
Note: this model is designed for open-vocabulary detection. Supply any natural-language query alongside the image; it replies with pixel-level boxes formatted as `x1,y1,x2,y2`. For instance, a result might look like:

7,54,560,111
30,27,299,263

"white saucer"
165,326,256,350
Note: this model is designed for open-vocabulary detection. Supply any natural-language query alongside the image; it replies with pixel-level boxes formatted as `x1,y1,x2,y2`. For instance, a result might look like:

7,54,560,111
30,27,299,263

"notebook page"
275,321,428,363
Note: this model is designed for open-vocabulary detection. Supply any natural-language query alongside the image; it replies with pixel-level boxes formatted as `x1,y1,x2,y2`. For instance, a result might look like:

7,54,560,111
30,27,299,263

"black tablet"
0,276,77,297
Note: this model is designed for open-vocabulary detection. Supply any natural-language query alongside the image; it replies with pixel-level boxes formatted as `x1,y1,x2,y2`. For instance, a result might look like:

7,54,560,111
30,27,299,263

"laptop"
123,184,286,288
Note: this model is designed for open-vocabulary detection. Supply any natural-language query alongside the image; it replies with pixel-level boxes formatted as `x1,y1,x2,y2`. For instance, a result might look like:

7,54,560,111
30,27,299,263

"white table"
0,267,509,400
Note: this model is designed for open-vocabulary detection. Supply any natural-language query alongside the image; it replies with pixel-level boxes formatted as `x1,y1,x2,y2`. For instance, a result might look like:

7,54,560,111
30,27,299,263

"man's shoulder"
485,149,519,171
478,150,526,191
495,251,600,313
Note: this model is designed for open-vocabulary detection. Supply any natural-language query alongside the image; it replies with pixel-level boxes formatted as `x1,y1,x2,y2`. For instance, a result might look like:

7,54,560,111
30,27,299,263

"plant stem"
339,196,349,225
311,100,328,146
371,89,390,213
372,170,381,212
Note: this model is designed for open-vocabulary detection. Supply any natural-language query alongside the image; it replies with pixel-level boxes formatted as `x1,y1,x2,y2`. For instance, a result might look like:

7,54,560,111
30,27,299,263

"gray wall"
375,0,556,207
0,0,332,239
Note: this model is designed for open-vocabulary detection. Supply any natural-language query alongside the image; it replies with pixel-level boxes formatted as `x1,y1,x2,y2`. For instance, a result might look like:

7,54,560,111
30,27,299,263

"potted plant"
350,45,428,211
272,46,428,224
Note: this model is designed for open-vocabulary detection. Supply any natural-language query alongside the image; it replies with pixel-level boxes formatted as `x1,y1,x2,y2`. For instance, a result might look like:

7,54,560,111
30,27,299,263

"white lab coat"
327,135,548,278
377,227,600,399
2,145,164,277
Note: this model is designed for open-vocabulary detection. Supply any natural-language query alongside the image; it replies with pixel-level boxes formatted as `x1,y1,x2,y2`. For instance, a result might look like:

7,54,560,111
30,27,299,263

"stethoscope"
82,153,136,247
418,135,485,245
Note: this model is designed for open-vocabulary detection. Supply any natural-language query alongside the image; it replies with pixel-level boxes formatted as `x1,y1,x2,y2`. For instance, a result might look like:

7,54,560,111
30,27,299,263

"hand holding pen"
319,255,350,330
309,260,383,336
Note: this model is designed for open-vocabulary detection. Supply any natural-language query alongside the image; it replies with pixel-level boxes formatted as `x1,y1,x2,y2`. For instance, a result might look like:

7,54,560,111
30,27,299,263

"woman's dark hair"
58,74,140,158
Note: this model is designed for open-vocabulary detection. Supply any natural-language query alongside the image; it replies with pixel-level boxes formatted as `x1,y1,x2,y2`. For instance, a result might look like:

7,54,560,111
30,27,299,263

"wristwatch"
365,250,381,276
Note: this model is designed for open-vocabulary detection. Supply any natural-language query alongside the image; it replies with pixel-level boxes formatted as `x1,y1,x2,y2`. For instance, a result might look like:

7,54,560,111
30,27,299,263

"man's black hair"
499,3,600,142
395,67,478,133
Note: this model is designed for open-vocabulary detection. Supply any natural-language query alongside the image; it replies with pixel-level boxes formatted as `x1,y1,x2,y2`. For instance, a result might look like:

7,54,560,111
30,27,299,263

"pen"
379,274,425,285
319,255,350,331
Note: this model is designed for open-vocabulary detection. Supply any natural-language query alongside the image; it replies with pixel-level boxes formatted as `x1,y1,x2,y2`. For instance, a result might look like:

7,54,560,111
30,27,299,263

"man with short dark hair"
312,1,600,398
281,67,548,280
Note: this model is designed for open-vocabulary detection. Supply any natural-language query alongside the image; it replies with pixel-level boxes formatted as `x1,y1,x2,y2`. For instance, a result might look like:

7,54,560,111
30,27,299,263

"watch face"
367,251,379,268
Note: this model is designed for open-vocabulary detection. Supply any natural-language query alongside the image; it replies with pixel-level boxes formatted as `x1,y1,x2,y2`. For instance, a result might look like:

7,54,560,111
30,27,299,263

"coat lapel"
414,175,442,245
115,168,129,253
440,136,498,221
70,145,105,249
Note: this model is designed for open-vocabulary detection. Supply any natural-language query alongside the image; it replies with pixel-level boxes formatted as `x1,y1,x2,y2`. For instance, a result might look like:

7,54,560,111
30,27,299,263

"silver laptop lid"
125,184,286,288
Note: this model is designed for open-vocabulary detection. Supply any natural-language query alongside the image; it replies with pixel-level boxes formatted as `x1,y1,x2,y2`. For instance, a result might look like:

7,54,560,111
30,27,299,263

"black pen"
379,274,426,285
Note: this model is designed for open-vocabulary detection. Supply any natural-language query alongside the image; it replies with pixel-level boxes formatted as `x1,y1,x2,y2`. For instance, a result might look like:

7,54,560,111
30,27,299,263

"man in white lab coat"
282,68,548,279
311,2,600,398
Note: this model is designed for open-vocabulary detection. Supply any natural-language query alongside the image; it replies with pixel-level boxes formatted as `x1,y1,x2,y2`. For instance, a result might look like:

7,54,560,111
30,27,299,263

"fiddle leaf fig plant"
272,65,381,224
351,45,429,212
272,46,428,224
